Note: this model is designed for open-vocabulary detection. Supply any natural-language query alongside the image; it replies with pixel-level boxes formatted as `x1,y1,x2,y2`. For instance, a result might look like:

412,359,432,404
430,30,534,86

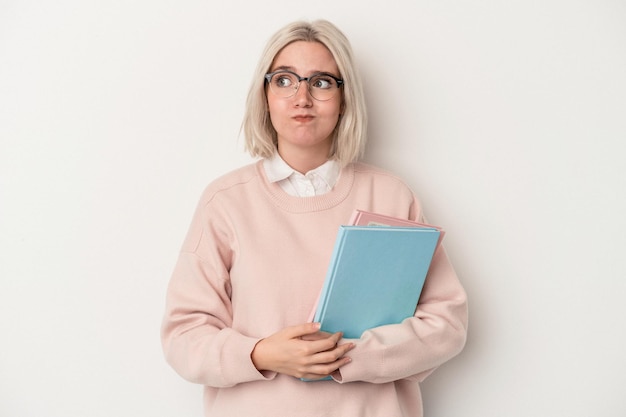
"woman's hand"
251,322,354,380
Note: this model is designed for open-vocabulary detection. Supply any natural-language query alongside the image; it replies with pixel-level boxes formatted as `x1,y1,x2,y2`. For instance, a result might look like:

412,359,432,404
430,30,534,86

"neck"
277,146,330,174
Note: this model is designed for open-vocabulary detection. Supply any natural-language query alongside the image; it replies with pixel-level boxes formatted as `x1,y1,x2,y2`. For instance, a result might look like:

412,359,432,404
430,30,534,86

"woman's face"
266,41,342,169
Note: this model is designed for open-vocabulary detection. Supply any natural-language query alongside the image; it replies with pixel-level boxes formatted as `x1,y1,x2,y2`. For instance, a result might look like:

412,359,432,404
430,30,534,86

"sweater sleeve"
332,209,469,384
160,196,272,387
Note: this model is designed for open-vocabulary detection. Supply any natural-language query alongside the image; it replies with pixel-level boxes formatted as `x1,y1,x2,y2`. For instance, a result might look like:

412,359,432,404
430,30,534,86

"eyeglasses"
264,70,343,101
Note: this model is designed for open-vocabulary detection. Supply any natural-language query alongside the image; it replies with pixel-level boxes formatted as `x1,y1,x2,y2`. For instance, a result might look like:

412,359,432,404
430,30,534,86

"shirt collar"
263,153,295,183
263,153,341,187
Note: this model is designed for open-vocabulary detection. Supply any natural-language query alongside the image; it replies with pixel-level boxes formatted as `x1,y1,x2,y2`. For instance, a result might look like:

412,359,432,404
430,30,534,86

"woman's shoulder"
351,161,413,188
350,161,422,218
198,161,262,204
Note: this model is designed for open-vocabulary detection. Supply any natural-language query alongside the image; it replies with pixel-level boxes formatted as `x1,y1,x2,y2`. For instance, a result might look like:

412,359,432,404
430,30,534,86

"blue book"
313,225,441,339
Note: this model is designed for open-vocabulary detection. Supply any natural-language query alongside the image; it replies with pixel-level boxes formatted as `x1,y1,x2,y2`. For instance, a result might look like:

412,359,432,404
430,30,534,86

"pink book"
349,209,445,246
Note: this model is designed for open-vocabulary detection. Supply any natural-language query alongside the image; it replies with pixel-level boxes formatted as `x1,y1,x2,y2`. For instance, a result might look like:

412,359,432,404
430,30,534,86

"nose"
294,80,313,106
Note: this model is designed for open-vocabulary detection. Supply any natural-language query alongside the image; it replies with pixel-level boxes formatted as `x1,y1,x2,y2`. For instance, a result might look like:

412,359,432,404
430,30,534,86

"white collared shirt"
263,153,341,197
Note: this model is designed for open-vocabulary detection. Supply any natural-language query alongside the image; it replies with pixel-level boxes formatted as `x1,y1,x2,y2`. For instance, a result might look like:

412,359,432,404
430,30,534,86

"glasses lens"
269,72,298,98
308,74,338,101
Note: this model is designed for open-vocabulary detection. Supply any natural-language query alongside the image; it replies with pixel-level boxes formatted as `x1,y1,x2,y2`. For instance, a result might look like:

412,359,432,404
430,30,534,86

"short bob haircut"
242,19,367,166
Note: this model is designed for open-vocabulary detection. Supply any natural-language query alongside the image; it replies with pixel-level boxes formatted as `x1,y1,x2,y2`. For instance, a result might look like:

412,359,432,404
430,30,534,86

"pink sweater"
161,161,468,417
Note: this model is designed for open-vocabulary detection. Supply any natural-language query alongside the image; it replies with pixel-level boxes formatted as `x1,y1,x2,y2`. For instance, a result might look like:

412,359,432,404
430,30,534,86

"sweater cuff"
221,331,276,385
331,339,384,384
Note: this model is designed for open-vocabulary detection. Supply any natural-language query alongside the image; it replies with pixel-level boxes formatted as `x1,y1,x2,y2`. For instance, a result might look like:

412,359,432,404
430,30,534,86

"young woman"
161,19,468,417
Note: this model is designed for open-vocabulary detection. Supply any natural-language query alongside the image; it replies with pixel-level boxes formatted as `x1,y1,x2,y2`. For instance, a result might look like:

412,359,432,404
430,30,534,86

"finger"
300,330,334,341
281,322,322,339
305,355,352,378
305,332,345,354
312,341,355,364
330,331,344,344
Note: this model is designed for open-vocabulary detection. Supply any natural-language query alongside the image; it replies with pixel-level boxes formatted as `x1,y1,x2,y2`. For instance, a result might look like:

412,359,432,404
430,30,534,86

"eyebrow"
272,65,295,72
270,66,341,78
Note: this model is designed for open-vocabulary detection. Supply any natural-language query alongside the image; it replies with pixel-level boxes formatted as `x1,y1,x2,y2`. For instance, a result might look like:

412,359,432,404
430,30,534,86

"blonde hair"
241,19,367,166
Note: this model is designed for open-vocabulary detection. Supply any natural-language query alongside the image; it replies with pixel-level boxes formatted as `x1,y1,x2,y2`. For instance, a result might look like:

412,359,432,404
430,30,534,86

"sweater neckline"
255,160,355,213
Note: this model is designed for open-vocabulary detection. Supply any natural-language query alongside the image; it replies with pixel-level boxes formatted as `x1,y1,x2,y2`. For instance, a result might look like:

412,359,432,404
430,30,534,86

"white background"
1,1,625,416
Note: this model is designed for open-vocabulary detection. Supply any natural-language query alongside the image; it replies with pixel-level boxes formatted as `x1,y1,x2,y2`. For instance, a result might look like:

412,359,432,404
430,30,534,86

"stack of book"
310,209,444,339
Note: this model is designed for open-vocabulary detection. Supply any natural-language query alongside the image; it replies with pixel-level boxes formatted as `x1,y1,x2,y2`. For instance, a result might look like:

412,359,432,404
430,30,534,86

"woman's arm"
160,189,271,387
161,248,267,387
332,237,469,384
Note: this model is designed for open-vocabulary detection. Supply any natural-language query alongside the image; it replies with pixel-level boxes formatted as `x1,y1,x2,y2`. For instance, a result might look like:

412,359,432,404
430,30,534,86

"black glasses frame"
264,70,344,100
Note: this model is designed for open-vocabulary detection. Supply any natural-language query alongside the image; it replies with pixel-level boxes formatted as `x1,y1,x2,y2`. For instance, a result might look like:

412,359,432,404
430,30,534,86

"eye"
273,73,295,88
310,75,334,90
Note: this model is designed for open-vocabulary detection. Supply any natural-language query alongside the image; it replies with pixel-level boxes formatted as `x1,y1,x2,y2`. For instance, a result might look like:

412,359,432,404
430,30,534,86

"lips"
293,115,314,122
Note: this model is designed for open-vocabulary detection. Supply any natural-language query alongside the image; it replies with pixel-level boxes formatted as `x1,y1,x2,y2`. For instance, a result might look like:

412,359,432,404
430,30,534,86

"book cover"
349,209,445,247
312,225,441,339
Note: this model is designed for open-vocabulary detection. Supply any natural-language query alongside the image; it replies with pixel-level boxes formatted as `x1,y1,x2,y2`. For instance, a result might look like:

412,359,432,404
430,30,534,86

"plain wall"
1,1,625,416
